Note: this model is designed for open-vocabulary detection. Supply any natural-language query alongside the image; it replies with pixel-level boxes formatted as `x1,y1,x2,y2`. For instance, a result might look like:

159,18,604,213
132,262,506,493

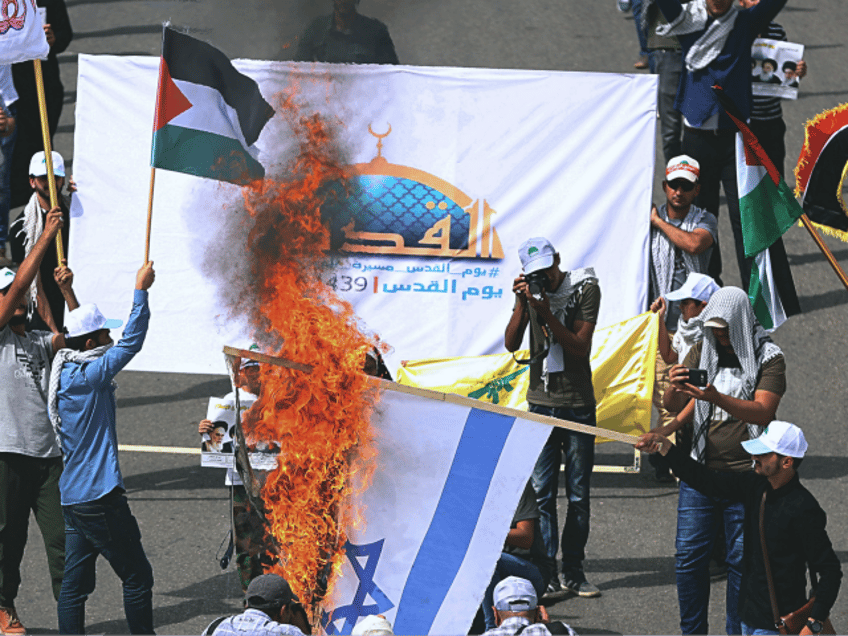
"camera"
525,271,549,299
687,369,708,387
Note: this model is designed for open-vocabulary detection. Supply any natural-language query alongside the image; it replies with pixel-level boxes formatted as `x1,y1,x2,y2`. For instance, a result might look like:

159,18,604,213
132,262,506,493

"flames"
236,91,380,618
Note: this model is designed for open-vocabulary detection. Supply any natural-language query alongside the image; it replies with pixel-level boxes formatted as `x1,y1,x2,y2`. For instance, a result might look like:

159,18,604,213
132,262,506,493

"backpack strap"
203,615,232,636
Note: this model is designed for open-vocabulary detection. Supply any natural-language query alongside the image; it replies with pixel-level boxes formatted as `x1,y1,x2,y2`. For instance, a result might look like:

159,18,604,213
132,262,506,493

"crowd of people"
0,0,842,635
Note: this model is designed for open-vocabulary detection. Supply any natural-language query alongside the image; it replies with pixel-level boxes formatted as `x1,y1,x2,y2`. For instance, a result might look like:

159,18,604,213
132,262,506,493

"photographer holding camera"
504,237,601,598
658,285,787,635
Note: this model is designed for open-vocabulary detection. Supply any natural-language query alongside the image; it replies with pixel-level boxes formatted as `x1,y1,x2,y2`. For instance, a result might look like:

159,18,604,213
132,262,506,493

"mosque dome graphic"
323,125,504,260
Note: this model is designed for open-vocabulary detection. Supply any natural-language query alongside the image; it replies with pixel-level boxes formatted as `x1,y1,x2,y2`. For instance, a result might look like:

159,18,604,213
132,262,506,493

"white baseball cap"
665,273,720,303
65,303,122,338
741,421,808,458
493,576,538,611
29,151,66,178
518,237,556,275
351,615,394,636
666,155,700,183
0,268,15,292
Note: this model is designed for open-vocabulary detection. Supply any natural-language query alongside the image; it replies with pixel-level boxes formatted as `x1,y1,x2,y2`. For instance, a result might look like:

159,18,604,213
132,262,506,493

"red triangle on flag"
153,59,192,132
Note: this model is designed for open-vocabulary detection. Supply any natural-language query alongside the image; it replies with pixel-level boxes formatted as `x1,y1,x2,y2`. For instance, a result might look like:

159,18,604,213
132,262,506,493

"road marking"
118,444,201,455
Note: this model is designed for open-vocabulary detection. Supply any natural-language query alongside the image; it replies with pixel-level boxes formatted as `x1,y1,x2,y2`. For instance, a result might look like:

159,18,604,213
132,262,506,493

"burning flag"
0,0,49,64
795,102,848,242
322,386,553,636
151,26,274,185
713,87,801,330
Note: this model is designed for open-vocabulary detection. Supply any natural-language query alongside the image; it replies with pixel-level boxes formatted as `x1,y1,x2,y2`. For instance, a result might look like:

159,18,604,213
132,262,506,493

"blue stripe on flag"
393,407,516,634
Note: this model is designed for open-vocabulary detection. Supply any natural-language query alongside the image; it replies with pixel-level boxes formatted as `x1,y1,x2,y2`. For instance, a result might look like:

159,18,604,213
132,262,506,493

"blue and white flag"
321,387,552,636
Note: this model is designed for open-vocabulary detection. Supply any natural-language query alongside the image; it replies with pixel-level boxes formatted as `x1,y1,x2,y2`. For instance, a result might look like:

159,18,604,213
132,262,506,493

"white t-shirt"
0,326,59,457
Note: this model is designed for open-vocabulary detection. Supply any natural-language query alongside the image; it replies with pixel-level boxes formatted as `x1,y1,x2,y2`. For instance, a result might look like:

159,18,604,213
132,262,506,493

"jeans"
676,481,744,635
482,552,545,630
0,101,17,247
529,404,595,578
741,622,779,636
58,490,155,634
653,50,683,162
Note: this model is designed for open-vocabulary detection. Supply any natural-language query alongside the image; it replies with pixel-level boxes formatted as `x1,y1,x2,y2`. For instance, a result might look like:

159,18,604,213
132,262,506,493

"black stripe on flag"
162,27,274,146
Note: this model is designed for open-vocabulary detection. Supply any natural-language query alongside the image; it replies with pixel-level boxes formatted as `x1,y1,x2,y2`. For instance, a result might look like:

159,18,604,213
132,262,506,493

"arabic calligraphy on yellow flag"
396,312,659,442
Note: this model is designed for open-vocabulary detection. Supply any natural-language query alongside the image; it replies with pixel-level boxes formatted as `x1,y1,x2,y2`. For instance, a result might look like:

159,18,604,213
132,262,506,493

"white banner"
322,388,552,635
0,0,49,65
70,56,656,374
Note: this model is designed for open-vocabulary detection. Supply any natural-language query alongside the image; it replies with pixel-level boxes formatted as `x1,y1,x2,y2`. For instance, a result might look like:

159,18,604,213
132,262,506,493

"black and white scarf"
690,287,782,463
47,344,114,451
656,0,739,71
650,204,712,300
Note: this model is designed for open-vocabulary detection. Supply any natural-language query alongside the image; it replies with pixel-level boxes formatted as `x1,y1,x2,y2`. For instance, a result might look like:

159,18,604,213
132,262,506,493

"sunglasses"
667,179,696,192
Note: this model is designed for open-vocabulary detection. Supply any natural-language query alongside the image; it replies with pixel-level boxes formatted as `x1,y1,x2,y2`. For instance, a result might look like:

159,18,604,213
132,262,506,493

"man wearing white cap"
9,150,71,332
0,207,72,635
482,576,576,636
657,286,787,635
505,238,601,598
648,271,720,481
48,261,157,634
637,421,842,636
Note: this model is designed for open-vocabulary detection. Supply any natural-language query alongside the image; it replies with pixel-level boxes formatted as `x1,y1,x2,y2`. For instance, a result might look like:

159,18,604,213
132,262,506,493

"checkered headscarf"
690,287,782,463
656,0,740,71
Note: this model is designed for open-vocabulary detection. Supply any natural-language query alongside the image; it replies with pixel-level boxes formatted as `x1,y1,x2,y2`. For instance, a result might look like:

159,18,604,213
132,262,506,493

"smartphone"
687,368,708,387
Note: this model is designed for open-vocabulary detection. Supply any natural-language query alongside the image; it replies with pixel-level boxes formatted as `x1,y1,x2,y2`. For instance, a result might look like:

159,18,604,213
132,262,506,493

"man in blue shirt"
49,261,156,635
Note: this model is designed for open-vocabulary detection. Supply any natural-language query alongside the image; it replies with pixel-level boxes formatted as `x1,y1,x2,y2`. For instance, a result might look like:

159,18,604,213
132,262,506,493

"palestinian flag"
795,103,848,242
713,87,801,330
151,27,274,185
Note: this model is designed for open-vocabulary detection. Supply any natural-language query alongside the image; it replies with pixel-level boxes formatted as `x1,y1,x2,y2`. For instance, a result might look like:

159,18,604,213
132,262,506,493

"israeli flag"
322,388,552,635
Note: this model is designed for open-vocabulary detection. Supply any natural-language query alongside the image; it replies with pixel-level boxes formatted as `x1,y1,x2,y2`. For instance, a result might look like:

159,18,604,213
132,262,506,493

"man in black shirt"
9,151,70,332
637,421,842,634
294,0,399,64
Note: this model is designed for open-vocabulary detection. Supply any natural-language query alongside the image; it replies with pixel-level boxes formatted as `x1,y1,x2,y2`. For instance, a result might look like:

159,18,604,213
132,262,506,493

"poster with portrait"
200,393,278,470
751,38,804,99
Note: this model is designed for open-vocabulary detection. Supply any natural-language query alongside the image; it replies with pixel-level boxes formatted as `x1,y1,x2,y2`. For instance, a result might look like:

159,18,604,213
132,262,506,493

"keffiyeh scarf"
650,204,712,299
656,0,740,71
47,343,114,451
690,287,782,463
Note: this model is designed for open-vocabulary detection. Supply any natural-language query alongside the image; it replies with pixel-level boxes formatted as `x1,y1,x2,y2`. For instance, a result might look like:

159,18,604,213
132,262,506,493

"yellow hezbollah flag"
396,312,658,442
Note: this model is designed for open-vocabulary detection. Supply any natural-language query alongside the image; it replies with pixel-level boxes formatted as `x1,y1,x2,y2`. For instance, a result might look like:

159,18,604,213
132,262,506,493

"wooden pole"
33,59,64,263
222,346,642,446
144,167,156,263
799,213,848,292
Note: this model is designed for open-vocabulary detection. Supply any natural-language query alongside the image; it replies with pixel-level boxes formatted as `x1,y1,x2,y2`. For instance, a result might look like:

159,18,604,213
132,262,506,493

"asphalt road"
11,1,848,634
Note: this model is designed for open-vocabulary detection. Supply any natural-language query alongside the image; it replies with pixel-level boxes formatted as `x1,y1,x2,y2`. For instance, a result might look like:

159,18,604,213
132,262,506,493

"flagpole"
33,59,64,263
144,167,156,263
799,213,848,291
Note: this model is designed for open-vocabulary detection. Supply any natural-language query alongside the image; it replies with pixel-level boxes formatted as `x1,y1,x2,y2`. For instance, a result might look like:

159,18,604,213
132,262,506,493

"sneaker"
561,576,601,598
617,0,632,12
0,607,26,635
541,581,566,601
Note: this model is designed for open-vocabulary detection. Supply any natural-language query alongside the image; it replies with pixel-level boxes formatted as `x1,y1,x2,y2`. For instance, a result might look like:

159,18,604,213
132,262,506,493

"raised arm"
81,263,155,388
0,207,63,328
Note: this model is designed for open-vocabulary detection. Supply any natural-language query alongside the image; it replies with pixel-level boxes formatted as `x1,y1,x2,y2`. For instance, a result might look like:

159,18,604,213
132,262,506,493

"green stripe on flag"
740,176,803,258
151,124,264,185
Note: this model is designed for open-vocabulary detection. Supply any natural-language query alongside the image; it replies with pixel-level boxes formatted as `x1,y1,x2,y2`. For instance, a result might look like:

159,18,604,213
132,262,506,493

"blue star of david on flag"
321,540,394,635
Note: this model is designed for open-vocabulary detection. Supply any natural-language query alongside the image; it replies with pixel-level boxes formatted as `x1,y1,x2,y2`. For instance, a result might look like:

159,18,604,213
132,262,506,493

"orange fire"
237,91,380,618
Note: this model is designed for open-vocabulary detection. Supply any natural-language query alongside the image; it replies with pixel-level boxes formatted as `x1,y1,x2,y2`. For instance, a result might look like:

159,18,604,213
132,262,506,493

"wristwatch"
806,618,823,634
